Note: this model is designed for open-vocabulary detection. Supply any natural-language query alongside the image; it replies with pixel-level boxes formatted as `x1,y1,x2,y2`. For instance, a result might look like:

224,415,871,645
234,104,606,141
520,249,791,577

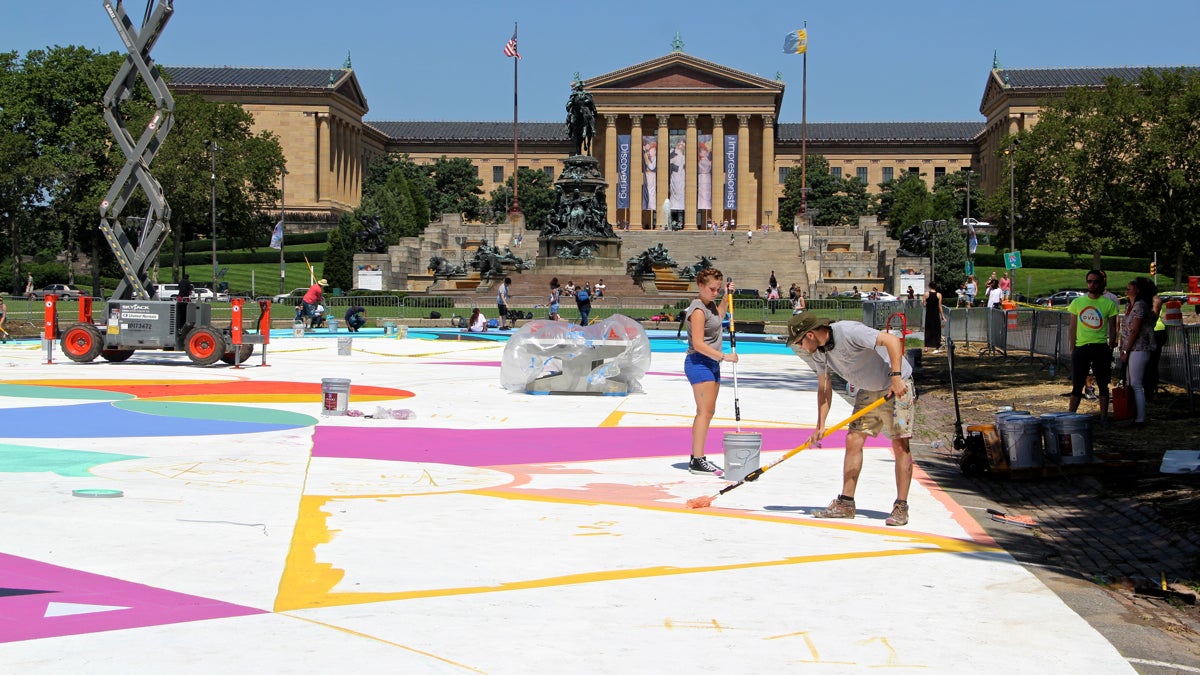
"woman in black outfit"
924,282,946,352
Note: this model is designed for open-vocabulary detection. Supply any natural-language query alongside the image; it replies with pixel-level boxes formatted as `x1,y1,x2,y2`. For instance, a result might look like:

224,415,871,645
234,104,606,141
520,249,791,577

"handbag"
1111,381,1134,421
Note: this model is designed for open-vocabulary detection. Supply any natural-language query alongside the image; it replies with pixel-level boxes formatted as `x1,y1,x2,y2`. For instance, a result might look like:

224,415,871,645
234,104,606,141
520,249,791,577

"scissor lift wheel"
61,324,104,363
185,326,226,366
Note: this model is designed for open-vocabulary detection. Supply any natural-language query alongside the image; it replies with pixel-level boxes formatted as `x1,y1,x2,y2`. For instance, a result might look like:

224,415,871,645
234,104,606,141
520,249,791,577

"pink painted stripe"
312,426,888,466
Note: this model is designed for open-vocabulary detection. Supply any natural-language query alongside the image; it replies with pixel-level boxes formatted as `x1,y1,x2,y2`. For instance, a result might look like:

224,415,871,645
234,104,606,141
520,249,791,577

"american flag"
504,30,520,59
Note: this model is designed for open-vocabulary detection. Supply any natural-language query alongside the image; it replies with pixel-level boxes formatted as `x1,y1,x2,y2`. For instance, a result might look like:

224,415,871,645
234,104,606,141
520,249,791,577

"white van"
151,283,179,300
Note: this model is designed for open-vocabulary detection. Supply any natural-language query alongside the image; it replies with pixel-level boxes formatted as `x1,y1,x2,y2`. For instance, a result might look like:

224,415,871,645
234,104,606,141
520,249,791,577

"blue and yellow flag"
783,29,807,54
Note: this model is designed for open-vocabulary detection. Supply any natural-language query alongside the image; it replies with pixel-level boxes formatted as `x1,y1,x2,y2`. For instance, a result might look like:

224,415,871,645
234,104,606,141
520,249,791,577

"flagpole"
510,22,521,215
799,20,807,225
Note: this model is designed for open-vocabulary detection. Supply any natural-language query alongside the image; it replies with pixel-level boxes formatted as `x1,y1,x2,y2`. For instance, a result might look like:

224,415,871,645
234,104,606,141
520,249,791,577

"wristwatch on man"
887,370,902,377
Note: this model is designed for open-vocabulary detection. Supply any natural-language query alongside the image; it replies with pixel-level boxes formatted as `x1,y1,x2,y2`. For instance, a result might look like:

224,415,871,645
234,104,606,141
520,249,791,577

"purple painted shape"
313,426,888,466
0,552,264,643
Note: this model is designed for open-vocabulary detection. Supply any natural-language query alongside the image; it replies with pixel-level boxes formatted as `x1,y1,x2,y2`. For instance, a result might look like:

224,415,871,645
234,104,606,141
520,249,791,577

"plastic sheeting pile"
500,314,652,393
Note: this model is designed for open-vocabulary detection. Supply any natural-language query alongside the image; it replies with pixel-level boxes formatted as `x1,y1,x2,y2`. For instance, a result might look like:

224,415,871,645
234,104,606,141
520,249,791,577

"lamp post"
1007,139,1020,253
765,210,772,232
278,166,287,295
922,219,946,288
964,168,975,222
813,235,826,298
203,139,221,289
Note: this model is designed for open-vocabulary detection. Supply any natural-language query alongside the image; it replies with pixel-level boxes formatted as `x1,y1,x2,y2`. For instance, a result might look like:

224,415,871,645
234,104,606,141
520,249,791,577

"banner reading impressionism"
642,135,657,210
697,134,713,211
668,129,685,208
616,134,631,210
724,134,738,212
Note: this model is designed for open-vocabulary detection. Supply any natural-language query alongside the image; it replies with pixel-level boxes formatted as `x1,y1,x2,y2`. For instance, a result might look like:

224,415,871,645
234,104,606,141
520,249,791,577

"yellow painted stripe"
283,614,486,672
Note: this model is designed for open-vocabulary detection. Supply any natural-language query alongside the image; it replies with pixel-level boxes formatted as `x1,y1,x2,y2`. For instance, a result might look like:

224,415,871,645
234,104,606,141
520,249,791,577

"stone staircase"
616,229,809,297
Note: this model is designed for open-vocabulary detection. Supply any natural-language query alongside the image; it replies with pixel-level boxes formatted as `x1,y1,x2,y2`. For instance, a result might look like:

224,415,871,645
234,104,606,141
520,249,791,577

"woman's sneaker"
689,456,723,476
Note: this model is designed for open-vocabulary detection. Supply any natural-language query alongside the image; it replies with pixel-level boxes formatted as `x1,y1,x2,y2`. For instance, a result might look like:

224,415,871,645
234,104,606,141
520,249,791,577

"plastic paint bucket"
999,415,1043,469
397,325,408,339
383,322,395,335
328,318,338,332
293,320,304,338
722,432,762,482
1045,413,1093,464
321,377,351,415
337,336,352,356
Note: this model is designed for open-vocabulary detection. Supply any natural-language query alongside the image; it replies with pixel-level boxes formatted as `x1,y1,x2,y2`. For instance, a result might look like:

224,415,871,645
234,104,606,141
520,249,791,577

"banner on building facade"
697,133,713,212
668,129,685,208
642,135,657,211
724,134,738,212
616,134,631,210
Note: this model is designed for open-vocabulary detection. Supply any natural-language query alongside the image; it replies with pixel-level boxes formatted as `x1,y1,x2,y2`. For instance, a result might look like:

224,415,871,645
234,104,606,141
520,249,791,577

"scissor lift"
57,0,266,366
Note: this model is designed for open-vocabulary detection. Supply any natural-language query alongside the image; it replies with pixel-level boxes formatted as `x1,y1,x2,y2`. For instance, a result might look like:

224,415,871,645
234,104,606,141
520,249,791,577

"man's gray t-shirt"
810,321,912,391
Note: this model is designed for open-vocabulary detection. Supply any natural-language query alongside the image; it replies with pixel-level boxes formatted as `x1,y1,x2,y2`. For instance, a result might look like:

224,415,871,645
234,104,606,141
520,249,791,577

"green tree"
425,156,484,221
1012,78,1144,266
933,168,984,223
361,154,429,240
321,214,357,291
488,167,555,230
1130,68,1200,288
779,155,870,227
881,172,934,238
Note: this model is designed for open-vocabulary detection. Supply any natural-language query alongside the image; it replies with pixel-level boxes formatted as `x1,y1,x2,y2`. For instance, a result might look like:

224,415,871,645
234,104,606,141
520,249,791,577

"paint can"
999,415,1043,469
327,318,339,333
1042,413,1093,464
321,377,351,415
722,432,761,482
396,325,408,339
383,322,395,335
337,336,352,356
292,320,304,338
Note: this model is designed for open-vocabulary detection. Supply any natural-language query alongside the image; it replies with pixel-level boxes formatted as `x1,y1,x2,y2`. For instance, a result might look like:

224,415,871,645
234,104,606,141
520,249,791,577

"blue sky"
5,0,1198,124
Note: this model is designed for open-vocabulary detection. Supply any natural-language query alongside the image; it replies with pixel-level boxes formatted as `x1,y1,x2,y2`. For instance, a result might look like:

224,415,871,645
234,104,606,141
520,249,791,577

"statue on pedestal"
566,79,596,157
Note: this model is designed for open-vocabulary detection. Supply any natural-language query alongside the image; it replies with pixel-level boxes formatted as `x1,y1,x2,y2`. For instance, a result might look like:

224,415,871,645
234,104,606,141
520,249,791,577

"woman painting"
924,282,946,353
683,268,738,476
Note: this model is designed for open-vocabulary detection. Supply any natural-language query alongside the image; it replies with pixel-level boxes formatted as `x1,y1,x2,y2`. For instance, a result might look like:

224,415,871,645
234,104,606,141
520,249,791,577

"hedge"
972,251,1148,272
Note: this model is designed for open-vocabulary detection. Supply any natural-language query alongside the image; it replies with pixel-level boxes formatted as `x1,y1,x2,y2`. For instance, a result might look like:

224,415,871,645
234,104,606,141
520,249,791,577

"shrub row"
972,251,1149,272
181,230,329,253
161,250,325,266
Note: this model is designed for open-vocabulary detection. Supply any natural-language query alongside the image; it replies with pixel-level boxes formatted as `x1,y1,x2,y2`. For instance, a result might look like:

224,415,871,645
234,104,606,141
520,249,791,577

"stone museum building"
167,51,1182,231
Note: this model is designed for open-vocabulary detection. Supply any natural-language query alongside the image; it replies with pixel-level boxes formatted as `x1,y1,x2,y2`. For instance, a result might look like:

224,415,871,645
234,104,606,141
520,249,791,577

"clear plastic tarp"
500,314,651,394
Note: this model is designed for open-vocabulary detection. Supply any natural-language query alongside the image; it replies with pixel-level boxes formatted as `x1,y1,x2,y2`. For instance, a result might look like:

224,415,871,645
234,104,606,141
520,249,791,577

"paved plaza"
0,329,1135,672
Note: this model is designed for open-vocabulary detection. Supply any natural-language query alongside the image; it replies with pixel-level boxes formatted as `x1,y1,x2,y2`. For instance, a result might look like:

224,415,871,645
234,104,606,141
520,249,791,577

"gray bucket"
722,432,762,482
321,377,351,415
995,410,1033,451
1037,412,1072,462
1045,413,1093,464
397,325,408,339
383,322,395,335
337,336,352,356
999,415,1043,469
327,318,338,332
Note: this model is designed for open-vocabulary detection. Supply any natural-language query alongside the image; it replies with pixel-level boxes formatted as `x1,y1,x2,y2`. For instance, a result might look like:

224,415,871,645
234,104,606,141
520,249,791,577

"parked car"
31,284,84,300
273,288,309,304
1035,290,1084,307
151,283,179,300
192,288,216,302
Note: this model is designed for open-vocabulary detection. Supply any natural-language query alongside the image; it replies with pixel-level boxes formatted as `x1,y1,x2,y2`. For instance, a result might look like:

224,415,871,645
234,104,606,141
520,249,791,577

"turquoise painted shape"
0,383,132,401
0,443,143,477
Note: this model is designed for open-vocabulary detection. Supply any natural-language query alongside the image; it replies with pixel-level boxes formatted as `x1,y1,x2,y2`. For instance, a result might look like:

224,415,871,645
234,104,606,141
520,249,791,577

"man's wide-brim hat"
786,312,831,346
318,279,328,286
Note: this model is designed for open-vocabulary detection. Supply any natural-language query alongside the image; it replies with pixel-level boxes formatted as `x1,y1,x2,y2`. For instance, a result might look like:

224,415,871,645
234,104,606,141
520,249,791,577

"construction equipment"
57,1,266,366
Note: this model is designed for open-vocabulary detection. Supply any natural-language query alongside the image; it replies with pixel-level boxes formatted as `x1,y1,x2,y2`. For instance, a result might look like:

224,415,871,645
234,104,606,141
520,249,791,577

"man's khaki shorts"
847,378,915,439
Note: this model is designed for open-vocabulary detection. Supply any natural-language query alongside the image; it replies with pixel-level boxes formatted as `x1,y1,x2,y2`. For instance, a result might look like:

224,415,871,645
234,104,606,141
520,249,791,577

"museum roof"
166,66,350,89
367,121,569,143
995,65,1198,89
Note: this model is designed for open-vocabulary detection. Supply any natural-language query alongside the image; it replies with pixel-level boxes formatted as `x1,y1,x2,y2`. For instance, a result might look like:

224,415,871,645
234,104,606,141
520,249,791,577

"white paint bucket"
999,415,1042,469
1043,413,1093,464
383,322,395,335
328,318,338,332
321,378,351,415
722,432,762,482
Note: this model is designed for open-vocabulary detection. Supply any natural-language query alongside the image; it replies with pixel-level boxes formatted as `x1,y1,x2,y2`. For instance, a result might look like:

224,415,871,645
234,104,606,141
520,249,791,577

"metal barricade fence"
945,307,991,351
1159,325,1200,407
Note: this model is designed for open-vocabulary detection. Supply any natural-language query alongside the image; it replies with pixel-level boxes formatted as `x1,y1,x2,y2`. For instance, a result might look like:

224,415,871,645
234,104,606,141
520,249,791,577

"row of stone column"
316,113,362,208
601,113,775,230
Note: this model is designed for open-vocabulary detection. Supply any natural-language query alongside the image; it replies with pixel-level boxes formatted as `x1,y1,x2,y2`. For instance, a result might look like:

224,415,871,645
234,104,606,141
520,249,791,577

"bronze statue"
565,80,596,156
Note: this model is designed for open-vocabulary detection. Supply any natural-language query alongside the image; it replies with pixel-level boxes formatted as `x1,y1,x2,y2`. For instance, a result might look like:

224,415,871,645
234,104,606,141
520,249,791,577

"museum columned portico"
587,52,783,231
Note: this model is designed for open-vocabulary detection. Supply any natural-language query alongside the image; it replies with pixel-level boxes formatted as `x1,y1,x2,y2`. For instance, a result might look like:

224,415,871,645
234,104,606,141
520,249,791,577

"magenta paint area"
0,553,264,643
313,426,887,466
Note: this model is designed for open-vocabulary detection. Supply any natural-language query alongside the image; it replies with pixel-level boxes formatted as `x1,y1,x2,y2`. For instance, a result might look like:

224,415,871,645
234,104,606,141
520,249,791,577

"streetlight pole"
964,169,975,222
922,220,934,288
204,139,221,289
278,166,287,295
1007,139,1019,253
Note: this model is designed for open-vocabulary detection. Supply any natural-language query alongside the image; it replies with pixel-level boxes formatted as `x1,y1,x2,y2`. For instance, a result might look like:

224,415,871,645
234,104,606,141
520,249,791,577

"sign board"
1004,251,1023,270
357,270,383,291
899,273,925,297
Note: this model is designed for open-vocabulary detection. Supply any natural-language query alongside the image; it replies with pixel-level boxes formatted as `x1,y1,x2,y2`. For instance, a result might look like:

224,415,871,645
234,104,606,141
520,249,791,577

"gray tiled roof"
776,122,983,143
997,65,1198,89
165,66,347,89
367,121,568,143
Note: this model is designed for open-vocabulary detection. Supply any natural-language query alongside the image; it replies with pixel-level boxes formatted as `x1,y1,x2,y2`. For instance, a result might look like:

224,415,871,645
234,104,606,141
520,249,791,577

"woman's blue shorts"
684,352,721,385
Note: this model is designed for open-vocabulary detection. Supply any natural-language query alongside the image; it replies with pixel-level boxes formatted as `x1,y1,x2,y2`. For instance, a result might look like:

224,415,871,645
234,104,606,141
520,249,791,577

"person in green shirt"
1067,270,1119,420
